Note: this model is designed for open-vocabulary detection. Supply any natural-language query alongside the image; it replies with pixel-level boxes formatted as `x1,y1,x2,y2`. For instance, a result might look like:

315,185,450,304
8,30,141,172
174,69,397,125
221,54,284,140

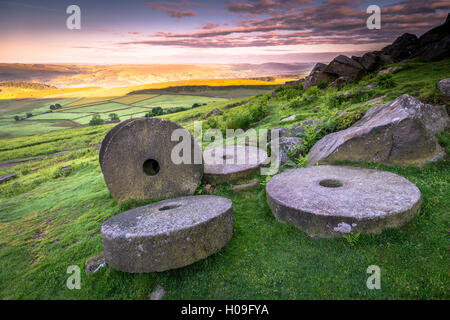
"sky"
0,0,449,64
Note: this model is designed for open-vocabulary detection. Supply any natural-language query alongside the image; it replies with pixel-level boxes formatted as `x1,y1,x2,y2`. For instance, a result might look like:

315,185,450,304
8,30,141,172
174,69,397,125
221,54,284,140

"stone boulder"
378,66,403,75
411,13,450,62
288,119,324,137
203,145,268,183
268,136,303,165
102,195,233,273
381,33,419,61
266,165,422,238
303,63,334,89
438,78,450,96
329,77,349,90
267,127,289,141
308,94,449,167
205,108,221,118
281,115,296,122
359,51,393,72
0,173,16,184
285,79,305,86
323,55,366,82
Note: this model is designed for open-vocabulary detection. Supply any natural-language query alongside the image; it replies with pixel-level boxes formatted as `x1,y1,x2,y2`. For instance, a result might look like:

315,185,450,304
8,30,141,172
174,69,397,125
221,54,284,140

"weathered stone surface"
438,78,450,96
102,195,233,273
329,77,349,90
61,165,71,172
411,14,450,62
266,165,422,238
267,127,288,141
99,118,134,165
303,63,334,89
0,173,16,184
203,145,268,183
100,117,203,203
281,115,296,122
205,108,221,118
323,55,366,82
232,178,260,192
378,66,403,75
268,136,303,165
359,51,392,72
288,119,324,137
381,33,419,61
204,184,215,194
285,79,305,86
308,94,449,166
149,285,167,300
85,252,106,274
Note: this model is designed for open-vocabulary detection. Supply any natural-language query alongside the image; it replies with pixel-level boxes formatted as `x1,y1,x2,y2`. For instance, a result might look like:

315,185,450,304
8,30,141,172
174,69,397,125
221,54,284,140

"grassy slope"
0,60,449,299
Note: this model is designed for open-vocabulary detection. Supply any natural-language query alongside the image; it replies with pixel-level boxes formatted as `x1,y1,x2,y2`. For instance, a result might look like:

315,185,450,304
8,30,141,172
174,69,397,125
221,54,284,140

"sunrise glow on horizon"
0,0,449,64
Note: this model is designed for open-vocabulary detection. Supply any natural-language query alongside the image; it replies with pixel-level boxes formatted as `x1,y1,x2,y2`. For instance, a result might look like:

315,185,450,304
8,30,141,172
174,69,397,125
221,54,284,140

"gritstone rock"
102,195,233,273
100,117,203,203
266,165,422,238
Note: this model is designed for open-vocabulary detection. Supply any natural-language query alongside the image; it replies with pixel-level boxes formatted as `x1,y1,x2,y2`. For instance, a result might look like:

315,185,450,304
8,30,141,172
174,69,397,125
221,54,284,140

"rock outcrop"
293,14,450,88
381,33,419,61
268,136,303,165
303,63,332,89
438,78,450,96
410,14,450,62
308,94,449,167
323,55,367,82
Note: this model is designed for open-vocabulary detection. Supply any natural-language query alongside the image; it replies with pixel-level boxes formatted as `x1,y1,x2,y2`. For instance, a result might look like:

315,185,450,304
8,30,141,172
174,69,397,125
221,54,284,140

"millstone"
101,195,233,273
266,165,421,238
203,145,268,183
100,117,203,203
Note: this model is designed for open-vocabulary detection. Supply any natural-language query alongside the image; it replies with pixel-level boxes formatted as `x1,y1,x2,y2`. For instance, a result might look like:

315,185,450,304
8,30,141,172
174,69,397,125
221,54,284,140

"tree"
151,107,164,116
26,113,33,118
14,115,20,121
54,103,62,109
109,113,120,121
89,114,104,126
50,104,55,110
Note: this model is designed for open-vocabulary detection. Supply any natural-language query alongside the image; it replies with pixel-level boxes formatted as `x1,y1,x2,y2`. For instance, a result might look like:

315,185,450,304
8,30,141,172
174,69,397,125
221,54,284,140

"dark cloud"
202,22,221,30
130,1,450,50
226,0,312,15
148,1,199,19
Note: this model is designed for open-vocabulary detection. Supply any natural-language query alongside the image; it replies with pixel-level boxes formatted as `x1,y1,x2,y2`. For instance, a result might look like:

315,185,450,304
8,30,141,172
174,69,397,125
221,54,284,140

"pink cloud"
148,1,198,19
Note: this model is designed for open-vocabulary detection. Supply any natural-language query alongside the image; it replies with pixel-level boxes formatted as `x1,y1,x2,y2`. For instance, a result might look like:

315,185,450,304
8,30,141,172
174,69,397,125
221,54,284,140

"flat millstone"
266,165,421,238
203,145,268,183
100,117,203,203
101,195,233,273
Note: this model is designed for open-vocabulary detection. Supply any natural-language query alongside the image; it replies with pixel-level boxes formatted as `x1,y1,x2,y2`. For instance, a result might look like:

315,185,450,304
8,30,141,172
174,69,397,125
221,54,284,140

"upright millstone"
101,195,233,273
203,145,268,184
100,117,203,203
266,165,421,238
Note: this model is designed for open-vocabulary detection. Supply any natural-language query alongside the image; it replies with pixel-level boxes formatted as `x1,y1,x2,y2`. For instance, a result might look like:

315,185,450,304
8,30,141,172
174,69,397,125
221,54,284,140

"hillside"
0,56,448,299
0,63,310,88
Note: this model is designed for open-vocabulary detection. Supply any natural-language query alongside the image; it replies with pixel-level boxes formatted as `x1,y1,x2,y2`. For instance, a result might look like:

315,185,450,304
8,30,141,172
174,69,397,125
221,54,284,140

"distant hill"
0,63,312,89
0,81,57,90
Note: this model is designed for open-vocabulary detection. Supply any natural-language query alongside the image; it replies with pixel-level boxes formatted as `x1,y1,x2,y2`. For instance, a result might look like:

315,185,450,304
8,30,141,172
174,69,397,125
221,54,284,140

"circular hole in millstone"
159,204,181,211
143,159,160,176
319,179,343,188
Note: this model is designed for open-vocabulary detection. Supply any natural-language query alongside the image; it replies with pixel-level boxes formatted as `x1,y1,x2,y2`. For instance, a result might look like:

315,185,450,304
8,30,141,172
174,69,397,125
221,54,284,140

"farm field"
0,79,281,138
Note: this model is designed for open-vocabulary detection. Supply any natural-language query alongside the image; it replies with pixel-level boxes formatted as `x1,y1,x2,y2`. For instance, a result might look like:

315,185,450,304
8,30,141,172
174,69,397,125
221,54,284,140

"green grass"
0,59,449,299
0,151,448,299
132,94,227,109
